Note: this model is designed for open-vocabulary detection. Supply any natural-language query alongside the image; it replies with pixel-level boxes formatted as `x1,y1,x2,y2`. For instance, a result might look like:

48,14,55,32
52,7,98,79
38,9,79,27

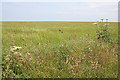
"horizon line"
0,21,120,22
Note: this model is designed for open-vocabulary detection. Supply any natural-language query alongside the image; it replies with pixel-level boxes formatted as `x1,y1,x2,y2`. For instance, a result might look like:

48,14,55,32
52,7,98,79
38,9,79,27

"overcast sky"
2,2,118,22
1,0,119,2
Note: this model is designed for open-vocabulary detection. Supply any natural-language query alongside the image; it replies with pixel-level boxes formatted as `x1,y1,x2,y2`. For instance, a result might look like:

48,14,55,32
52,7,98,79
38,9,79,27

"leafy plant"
94,18,112,43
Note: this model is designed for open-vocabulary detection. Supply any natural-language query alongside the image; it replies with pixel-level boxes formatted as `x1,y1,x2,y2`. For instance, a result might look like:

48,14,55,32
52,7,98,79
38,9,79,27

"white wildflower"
93,23,97,25
106,18,109,20
10,46,22,52
103,23,109,26
101,18,104,20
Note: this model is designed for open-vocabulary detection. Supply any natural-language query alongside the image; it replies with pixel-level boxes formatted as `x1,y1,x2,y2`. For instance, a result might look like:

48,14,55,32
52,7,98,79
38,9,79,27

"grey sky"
2,2,118,22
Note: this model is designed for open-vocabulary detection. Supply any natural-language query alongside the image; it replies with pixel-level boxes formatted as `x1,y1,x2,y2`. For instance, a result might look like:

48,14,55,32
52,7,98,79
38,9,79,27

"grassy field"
2,22,118,78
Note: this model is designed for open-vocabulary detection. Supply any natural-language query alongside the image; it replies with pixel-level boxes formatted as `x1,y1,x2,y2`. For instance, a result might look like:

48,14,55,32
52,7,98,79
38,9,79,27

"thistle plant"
94,18,111,43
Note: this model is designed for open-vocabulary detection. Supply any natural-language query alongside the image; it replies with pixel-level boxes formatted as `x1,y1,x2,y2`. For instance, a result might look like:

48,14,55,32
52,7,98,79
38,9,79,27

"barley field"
2,22,118,78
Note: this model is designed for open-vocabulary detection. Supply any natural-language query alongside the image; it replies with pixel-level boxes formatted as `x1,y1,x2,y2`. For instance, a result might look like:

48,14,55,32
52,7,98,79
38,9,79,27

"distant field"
2,22,118,78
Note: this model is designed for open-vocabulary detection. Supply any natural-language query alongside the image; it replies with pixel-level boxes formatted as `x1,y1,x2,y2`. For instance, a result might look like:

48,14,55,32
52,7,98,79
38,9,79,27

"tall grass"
2,22,118,78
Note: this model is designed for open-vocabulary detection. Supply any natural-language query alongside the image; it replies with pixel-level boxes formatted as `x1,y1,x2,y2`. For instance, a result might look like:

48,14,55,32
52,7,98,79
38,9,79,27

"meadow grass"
2,22,118,78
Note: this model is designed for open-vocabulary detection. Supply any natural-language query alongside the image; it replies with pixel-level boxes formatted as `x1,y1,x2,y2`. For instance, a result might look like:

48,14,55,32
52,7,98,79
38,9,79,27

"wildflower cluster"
3,46,22,78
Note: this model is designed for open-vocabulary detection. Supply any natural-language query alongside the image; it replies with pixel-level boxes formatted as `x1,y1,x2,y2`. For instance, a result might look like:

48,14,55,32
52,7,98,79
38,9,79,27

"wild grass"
2,22,118,78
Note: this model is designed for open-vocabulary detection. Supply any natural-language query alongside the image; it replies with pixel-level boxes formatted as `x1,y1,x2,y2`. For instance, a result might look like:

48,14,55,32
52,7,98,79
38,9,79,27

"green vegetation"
2,21,118,78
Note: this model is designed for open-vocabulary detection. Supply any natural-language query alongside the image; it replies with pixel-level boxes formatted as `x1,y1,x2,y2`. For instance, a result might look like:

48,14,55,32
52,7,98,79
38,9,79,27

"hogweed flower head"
101,18,104,20
100,18,104,22
106,18,109,20
106,18,109,22
10,46,22,52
